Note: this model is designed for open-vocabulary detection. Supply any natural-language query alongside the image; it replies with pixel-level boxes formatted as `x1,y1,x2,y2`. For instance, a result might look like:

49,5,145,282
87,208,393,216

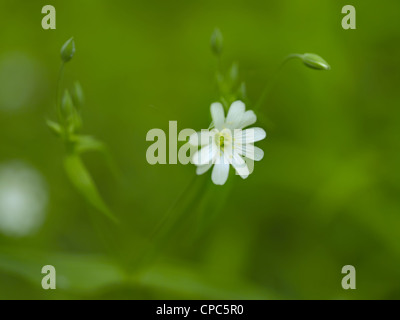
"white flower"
0,161,48,237
189,100,266,185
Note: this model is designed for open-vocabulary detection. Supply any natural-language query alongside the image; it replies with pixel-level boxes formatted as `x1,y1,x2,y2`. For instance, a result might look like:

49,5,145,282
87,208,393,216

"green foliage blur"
1,0,400,299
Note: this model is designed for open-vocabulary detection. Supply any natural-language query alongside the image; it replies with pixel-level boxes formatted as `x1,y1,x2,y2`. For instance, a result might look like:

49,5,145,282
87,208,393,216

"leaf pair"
64,154,118,224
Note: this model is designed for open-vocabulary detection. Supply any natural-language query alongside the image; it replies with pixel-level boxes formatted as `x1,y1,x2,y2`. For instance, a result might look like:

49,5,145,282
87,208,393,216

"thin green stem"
56,62,65,122
126,175,202,273
215,55,225,102
216,54,222,75
149,174,197,240
254,54,302,112
214,54,231,111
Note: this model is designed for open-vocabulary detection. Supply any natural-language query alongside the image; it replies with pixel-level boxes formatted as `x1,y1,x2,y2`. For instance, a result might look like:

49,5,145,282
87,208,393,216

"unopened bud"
61,90,74,119
60,37,75,62
72,81,85,108
210,28,223,56
301,53,330,70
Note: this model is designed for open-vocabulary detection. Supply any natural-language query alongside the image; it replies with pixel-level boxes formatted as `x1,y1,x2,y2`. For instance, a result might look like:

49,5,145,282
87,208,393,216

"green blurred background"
1,0,400,299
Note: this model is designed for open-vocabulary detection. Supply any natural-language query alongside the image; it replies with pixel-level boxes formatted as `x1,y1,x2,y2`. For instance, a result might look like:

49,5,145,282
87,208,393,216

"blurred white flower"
0,161,48,237
189,101,266,185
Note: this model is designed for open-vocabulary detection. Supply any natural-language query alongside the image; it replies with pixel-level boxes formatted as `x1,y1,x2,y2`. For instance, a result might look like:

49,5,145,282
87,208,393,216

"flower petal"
231,152,250,179
189,131,213,146
235,144,264,161
192,143,218,165
196,162,213,175
235,127,266,144
210,102,225,130
211,155,230,185
239,110,257,129
226,100,245,128
192,143,217,165
250,146,264,161
243,156,254,175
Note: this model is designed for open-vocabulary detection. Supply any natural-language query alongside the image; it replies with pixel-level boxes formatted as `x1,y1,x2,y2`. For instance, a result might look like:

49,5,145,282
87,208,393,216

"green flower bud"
60,37,75,62
210,28,223,56
61,90,74,119
69,111,82,133
301,53,330,70
229,62,239,84
72,81,85,108
61,90,82,133
237,82,247,100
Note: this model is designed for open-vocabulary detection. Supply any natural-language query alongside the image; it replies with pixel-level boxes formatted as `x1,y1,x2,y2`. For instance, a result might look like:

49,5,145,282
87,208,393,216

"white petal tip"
213,182,225,185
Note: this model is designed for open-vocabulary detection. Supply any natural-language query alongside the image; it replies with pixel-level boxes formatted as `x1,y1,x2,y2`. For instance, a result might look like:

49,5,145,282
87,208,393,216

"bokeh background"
1,0,400,299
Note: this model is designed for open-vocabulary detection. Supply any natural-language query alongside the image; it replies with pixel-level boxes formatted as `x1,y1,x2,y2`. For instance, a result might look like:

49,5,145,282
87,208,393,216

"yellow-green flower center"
219,135,225,147
215,130,232,151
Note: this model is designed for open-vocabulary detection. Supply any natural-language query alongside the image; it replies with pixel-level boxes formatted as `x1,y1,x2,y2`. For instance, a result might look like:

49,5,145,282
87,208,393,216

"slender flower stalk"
255,53,330,112
56,62,65,121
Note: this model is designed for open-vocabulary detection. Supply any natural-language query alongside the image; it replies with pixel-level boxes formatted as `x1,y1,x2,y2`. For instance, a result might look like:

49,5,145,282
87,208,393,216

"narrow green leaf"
70,135,121,180
73,135,105,154
0,247,274,299
63,154,119,224
0,247,124,294
135,261,274,299
46,119,63,137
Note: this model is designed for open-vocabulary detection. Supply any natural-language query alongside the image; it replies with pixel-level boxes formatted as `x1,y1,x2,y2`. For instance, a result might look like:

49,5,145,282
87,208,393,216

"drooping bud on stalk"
300,53,330,70
60,37,75,62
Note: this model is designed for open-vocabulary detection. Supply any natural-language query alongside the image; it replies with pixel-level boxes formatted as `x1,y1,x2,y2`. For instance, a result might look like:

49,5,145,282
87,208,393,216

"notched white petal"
211,157,229,185
236,144,264,161
252,146,264,161
231,152,250,178
235,127,266,144
226,100,246,128
239,110,257,129
210,102,225,130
